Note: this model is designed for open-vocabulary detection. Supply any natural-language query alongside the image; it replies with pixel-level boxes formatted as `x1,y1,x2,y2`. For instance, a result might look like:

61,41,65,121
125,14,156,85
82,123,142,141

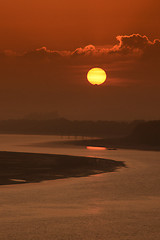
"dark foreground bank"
0,151,125,185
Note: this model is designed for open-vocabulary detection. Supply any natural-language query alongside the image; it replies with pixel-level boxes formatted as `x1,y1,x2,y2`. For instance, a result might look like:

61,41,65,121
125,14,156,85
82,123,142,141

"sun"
87,68,107,85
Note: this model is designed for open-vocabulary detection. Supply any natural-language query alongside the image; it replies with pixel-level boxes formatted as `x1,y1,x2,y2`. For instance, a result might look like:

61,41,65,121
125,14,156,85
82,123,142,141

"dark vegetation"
0,119,159,149
128,121,160,146
69,120,160,150
0,118,142,137
0,151,125,185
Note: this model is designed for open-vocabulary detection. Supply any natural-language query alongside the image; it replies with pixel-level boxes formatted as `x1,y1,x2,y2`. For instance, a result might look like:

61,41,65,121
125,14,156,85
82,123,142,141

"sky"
0,0,160,120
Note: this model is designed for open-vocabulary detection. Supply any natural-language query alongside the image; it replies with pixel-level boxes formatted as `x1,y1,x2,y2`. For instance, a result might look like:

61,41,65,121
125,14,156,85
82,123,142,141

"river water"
0,134,160,240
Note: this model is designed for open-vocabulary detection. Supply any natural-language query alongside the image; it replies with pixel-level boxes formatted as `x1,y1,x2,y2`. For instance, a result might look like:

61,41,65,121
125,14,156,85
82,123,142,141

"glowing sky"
0,0,159,51
0,0,160,120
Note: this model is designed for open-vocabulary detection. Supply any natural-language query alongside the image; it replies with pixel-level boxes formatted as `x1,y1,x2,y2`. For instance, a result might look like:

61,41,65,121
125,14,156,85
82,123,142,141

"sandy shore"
0,151,125,185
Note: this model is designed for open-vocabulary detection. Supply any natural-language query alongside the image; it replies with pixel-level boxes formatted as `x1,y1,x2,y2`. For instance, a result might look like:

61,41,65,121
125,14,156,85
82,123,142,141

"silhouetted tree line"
73,120,160,149
128,120,160,146
0,118,143,137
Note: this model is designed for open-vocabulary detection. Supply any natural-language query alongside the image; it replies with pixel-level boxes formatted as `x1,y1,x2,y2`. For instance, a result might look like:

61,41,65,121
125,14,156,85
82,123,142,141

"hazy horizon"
0,111,159,122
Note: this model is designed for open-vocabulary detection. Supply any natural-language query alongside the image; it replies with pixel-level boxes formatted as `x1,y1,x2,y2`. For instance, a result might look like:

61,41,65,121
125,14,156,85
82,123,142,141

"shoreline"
62,139,160,152
0,151,125,186
32,139,160,152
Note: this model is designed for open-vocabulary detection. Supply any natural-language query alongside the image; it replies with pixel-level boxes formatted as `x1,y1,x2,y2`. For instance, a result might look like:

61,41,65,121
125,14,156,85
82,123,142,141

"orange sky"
0,0,160,51
0,1,160,120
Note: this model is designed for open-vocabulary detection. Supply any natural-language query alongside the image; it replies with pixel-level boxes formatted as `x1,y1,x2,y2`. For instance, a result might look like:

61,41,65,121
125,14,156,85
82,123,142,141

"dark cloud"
24,46,62,59
71,45,96,56
112,34,151,53
1,33,160,63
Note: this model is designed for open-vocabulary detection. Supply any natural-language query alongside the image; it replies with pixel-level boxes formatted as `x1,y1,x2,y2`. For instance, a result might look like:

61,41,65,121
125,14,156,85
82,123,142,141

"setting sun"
87,68,107,85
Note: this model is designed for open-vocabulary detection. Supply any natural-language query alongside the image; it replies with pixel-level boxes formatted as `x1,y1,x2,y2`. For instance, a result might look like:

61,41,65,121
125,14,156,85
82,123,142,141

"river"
0,134,160,240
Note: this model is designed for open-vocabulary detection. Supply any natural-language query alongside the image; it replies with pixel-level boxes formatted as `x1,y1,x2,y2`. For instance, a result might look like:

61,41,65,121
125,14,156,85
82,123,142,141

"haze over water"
0,134,160,240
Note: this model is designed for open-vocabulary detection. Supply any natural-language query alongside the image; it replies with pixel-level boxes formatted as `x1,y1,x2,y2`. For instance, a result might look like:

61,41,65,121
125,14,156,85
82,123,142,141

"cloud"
1,33,160,61
0,34,160,120
0,34,160,85
71,45,98,57
70,34,160,62
109,34,160,65
111,34,151,53
108,34,160,84
23,46,62,59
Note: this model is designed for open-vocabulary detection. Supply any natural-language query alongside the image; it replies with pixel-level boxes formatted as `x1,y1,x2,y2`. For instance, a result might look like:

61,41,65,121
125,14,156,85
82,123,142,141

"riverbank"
32,138,160,152
62,138,160,151
0,151,125,185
